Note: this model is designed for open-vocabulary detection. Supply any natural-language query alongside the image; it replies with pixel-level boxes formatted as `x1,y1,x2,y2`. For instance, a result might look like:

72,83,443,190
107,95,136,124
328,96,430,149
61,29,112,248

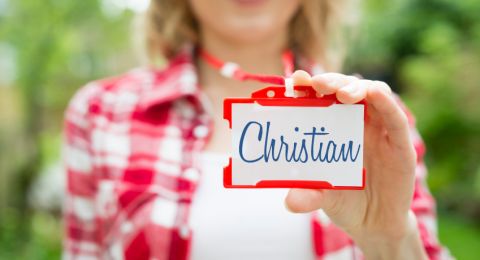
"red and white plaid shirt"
63,47,450,260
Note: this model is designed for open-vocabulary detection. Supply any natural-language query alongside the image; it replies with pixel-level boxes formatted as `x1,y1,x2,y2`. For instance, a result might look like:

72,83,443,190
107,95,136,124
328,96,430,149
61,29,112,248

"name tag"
224,86,365,189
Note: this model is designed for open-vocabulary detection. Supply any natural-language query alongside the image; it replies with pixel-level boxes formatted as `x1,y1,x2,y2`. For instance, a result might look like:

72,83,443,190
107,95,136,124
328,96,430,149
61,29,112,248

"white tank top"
189,152,315,260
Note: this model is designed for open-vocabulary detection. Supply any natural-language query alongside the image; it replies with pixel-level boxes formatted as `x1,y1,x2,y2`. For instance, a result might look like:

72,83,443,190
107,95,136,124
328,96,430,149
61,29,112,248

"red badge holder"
223,85,367,189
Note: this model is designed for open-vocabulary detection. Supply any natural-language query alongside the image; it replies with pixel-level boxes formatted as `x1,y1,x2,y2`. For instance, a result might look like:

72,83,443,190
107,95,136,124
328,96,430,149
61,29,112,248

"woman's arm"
62,84,100,259
355,210,427,259
285,71,450,259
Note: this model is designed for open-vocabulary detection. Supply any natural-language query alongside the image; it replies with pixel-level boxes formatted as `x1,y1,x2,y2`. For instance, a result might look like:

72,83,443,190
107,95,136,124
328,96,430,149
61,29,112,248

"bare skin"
191,0,428,258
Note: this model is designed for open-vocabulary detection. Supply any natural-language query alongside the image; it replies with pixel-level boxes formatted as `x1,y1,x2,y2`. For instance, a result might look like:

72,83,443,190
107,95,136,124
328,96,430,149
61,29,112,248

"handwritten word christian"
239,121,361,163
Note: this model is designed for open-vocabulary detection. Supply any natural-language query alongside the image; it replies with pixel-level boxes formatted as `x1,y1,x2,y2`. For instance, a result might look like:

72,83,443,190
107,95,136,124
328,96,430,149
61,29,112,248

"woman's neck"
196,27,289,153
197,27,288,97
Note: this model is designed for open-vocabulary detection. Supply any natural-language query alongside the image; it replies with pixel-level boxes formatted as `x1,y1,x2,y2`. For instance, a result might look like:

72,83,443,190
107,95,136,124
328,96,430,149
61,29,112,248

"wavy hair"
144,0,355,70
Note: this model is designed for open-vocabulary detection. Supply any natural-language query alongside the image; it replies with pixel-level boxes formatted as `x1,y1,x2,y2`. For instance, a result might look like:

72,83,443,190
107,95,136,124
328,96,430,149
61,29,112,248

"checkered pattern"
63,47,450,259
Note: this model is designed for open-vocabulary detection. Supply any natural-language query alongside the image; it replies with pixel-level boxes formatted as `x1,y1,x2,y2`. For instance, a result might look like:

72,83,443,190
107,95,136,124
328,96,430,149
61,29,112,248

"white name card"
223,86,365,189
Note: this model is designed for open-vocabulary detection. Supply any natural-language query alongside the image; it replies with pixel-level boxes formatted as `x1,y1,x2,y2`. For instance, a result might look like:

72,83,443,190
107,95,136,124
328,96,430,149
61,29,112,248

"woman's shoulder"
65,68,153,116
67,47,197,115
66,58,196,120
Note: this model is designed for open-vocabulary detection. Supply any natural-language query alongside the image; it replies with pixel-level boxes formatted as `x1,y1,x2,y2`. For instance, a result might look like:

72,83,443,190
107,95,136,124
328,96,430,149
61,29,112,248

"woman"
63,0,450,259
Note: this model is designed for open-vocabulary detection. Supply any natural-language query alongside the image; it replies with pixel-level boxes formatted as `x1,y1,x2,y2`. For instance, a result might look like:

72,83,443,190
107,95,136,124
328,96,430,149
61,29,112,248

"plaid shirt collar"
136,45,328,115
137,45,201,114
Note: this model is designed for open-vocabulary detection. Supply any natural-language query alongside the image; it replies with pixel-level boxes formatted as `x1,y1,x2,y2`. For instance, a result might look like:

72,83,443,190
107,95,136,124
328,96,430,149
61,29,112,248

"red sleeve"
395,95,453,260
62,83,101,259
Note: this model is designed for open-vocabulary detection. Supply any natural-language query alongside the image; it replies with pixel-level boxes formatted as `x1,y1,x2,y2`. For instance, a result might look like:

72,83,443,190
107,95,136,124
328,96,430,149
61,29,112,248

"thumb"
291,70,312,86
285,188,326,213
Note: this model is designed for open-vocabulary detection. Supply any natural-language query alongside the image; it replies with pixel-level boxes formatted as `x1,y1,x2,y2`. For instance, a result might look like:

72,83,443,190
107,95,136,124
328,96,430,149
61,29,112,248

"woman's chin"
221,19,280,42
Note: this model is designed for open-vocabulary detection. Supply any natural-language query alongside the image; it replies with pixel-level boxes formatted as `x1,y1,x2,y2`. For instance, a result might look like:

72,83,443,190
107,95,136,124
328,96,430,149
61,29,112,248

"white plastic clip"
284,77,294,97
220,62,239,78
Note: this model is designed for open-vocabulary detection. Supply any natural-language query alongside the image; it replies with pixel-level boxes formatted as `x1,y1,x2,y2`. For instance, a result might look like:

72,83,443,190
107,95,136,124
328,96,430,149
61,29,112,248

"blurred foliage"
0,0,479,259
0,0,135,258
438,213,480,260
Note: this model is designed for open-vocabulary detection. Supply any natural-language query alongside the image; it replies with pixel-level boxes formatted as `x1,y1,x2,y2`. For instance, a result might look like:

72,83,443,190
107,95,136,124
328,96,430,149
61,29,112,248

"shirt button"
178,225,190,239
179,225,190,239
193,125,209,138
183,167,200,182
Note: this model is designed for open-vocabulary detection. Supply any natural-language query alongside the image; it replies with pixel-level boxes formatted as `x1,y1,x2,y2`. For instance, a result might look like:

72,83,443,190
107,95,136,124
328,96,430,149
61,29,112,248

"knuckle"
374,80,392,93
356,79,370,89
346,75,359,81
397,112,409,128
325,72,343,77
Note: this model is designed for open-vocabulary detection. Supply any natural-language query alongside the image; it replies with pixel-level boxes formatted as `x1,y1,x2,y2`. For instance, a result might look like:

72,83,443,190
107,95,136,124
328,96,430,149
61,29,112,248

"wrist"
352,211,428,260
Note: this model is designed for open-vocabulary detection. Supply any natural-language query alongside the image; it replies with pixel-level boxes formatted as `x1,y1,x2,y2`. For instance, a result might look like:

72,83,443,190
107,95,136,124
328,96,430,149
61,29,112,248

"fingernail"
284,199,294,213
326,78,337,86
342,84,357,93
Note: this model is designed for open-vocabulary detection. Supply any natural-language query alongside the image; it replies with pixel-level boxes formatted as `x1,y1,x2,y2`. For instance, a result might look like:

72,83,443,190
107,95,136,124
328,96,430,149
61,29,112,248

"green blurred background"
0,0,479,259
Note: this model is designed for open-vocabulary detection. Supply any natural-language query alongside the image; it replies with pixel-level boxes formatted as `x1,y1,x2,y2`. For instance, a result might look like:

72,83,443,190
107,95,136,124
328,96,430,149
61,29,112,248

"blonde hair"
145,0,355,70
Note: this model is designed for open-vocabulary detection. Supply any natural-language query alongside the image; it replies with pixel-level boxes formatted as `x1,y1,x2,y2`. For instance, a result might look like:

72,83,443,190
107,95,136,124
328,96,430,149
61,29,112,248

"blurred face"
189,0,301,45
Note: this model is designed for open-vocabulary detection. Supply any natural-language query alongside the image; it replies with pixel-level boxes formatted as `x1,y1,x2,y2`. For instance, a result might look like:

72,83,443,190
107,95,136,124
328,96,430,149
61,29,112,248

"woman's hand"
285,71,428,259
